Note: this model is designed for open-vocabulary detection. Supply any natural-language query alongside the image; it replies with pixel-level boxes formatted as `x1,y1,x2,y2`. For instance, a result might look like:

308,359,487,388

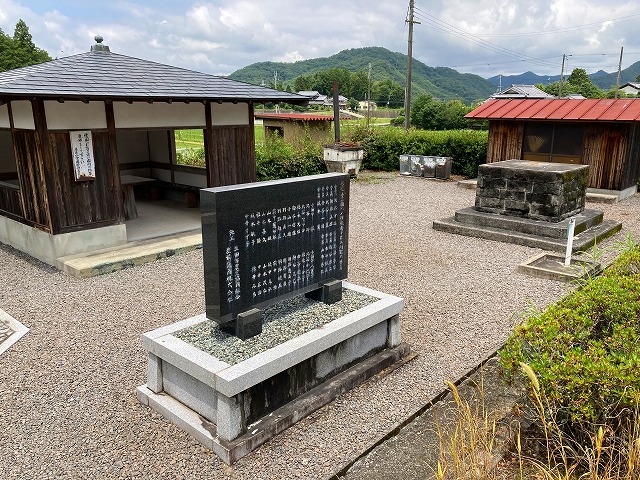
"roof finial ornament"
91,35,110,52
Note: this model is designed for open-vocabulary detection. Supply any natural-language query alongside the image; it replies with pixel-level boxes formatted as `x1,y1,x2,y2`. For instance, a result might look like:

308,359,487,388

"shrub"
351,127,487,177
176,147,205,168
500,245,640,439
255,133,326,181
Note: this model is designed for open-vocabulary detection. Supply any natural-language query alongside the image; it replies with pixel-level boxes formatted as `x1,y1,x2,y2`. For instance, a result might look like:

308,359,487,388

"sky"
1,0,640,83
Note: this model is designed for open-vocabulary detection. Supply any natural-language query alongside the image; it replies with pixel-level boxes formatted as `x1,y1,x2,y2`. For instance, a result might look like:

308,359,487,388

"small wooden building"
465,98,640,195
0,37,307,265
255,112,337,146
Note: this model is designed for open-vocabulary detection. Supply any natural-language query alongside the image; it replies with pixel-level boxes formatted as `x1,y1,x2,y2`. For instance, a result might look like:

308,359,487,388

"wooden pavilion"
0,37,307,266
465,98,640,196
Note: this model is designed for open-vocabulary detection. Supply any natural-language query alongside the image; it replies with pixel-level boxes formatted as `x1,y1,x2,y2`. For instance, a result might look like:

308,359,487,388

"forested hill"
228,46,496,104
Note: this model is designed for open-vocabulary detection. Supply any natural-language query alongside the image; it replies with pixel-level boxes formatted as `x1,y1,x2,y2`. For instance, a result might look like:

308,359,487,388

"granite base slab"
433,210,621,253
137,282,407,464
518,252,602,282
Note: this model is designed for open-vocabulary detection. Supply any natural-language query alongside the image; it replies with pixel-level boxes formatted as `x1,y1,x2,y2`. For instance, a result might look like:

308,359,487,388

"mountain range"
228,46,640,104
487,63,640,90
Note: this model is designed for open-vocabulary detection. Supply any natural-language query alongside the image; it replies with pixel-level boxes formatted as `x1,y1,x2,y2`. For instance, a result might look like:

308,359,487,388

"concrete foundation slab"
56,231,202,278
518,252,602,282
433,213,621,253
137,343,411,465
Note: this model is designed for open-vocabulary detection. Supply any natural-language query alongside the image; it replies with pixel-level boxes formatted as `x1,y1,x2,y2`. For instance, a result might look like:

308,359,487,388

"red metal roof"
465,98,640,122
254,113,346,121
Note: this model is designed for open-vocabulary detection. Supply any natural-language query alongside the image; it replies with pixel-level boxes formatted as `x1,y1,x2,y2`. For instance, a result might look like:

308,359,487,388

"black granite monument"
201,173,350,339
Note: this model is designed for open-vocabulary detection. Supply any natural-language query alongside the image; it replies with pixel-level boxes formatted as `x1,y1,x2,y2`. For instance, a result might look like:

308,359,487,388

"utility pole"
367,62,372,129
558,54,569,98
404,0,418,130
615,46,624,98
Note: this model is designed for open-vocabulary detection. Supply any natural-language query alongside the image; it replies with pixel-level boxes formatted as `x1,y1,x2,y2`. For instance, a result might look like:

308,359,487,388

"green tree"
410,94,475,130
372,79,405,107
538,68,604,98
349,69,369,100
0,19,51,72
293,74,315,92
347,97,359,111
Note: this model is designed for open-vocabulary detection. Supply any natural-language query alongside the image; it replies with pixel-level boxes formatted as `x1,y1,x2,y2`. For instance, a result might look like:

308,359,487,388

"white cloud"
276,51,305,63
1,0,639,80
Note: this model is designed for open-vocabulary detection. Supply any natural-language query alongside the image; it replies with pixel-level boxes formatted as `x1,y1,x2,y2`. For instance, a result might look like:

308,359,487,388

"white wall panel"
44,101,107,130
11,101,34,130
114,102,205,128
210,103,249,126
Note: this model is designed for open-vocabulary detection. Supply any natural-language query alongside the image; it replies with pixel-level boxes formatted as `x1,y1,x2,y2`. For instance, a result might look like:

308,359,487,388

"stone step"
585,192,619,204
432,217,621,253
453,207,604,239
56,231,202,278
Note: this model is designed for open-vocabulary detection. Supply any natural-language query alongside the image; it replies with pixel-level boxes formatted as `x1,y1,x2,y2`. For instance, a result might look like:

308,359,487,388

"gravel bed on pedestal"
173,289,376,364
1,172,638,479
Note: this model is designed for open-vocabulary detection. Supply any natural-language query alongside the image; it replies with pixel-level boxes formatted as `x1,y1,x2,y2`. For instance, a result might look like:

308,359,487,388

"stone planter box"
324,143,364,177
137,282,407,464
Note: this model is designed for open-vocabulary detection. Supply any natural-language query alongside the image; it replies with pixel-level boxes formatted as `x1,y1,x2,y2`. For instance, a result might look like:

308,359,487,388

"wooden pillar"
204,100,216,187
247,101,256,183
105,101,124,222
30,98,56,232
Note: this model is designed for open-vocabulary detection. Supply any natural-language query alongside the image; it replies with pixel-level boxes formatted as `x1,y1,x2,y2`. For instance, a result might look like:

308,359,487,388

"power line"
412,9,558,69
465,14,640,37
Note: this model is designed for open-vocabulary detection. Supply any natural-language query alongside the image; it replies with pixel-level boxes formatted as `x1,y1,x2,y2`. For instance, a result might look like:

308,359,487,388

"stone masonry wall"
475,160,589,222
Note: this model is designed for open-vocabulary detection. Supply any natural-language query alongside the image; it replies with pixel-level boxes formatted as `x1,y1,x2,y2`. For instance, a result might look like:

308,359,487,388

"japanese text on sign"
70,130,96,181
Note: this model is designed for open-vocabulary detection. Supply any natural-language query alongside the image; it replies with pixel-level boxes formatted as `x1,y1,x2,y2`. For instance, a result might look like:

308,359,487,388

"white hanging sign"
70,130,95,181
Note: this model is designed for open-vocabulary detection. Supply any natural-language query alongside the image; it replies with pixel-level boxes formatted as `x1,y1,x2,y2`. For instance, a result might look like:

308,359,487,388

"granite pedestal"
137,282,407,464
433,160,621,252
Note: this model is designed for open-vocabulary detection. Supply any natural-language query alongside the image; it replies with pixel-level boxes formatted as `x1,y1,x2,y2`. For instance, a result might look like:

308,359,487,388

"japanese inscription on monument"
201,173,350,325
70,130,96,181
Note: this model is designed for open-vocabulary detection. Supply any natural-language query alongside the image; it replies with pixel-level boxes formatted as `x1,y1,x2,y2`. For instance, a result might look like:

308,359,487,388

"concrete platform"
433,210,621,253
55,199,203,278
57,231,202,278
518,252,602,283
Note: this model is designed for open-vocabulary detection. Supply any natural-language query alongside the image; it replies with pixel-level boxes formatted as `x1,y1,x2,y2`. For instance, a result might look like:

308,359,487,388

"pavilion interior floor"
125,199,202,242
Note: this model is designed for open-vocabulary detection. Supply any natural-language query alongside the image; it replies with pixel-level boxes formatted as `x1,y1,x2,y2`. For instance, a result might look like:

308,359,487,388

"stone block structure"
433,159,621,252
475,160,588,222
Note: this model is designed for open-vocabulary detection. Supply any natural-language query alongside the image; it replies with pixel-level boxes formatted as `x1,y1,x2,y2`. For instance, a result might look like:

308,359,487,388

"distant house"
358,100,377,111
620,82,640,96
325,95,348,109
296,90,348,109
255,113,340,145
465,98,640,195
297,91,328,106
491,84,554,99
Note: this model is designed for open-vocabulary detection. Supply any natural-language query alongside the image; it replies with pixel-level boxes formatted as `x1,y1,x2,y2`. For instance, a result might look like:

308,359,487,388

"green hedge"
255,134,326,181
500,245,640,434
351,128,488,178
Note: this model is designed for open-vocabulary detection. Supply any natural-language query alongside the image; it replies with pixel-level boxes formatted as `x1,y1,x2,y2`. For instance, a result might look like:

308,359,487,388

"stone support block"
475,160,588,222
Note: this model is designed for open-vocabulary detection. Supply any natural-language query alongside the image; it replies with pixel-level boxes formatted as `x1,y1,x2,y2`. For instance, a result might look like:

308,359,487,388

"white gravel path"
1,173,638,479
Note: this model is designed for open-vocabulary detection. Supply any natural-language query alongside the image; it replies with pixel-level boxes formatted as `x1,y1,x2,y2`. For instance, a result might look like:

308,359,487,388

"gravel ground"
1,172,639,480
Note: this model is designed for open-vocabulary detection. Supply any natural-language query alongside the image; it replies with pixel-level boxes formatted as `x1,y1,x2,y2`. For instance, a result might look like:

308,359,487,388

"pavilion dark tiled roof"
0,49,308,104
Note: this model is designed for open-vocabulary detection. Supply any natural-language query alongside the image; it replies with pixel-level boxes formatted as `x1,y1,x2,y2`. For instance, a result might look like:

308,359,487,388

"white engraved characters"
225,230,241,307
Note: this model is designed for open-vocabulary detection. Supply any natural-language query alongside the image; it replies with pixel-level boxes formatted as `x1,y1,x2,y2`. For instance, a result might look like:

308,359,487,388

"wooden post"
105,101,124,222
